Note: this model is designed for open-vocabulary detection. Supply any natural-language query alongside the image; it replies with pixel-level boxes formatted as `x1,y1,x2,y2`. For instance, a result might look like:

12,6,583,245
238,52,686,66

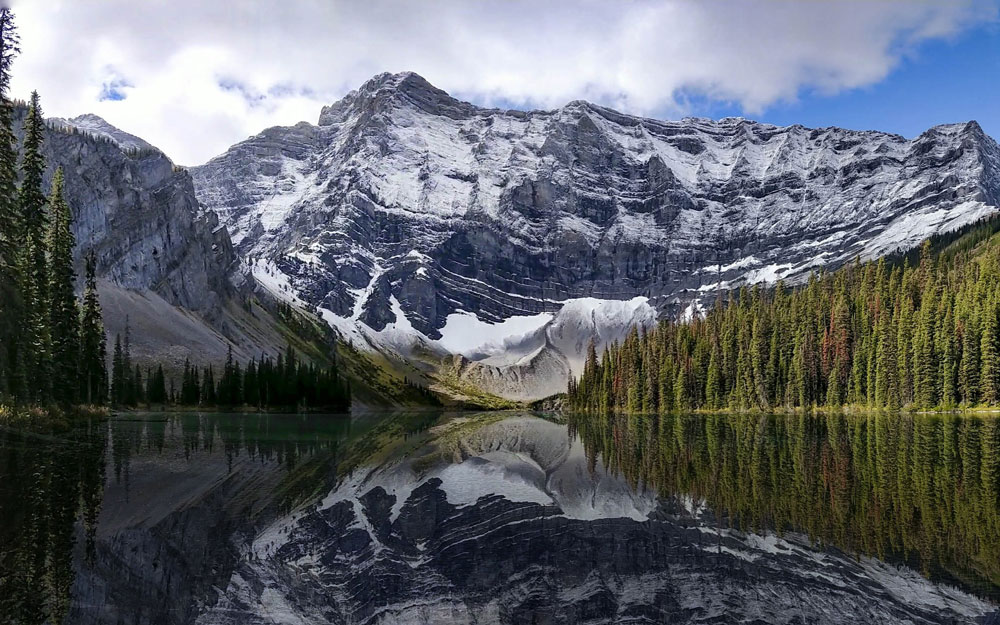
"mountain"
26,110,310,372
49,113,159,153
191,72,1000,400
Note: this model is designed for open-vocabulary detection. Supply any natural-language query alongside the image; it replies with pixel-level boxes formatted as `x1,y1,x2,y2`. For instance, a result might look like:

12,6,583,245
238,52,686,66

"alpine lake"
2,410,999,624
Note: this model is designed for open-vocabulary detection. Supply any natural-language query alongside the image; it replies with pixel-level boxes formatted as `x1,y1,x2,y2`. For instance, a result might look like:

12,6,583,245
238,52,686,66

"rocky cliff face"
194,71,1000,328
20,107,237,312
22,109,296,369
191,71,1000,398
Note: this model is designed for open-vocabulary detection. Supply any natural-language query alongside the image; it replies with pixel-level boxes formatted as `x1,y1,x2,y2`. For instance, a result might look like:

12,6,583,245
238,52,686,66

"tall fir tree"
147,364,166,405
47,169,79,403
0,8,20,399
980,303,1000,404
19,90,51,402
960,315,980,405
79,252,107,405
110,334,124,407
121,320,135,406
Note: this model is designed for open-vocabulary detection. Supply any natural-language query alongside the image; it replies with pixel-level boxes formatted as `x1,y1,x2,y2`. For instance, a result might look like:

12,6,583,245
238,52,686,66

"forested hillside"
569,216,1000,413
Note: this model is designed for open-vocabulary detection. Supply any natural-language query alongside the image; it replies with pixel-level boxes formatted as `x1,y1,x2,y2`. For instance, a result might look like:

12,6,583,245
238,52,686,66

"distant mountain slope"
23,110,309,374
191,71,1000,399
49,113,159,153
31,110,234,313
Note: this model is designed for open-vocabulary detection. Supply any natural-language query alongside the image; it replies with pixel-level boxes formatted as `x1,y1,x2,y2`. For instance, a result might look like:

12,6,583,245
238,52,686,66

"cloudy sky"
9,0,1000,165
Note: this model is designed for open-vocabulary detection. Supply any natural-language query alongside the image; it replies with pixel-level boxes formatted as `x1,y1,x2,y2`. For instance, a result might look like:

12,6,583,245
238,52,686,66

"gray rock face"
16,108,238,314
18,110,299,369
193,71,1000,341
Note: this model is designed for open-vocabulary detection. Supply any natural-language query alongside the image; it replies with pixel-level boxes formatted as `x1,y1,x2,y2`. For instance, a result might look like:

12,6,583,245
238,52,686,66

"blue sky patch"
98,77,132,102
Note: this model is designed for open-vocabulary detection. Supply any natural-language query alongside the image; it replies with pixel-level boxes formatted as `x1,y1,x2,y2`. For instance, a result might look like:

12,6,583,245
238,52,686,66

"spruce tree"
939,300,957,408
19,90,50,402
47,169,79,403
148,364,166,405
244,358,259,407
79,252,107,405
895,295,913,406
705,348,722,409
981,304,1000,404
122,321,134,406
133,364,144,406
110,334,124,407
0,8,20,399
913,282,938,408
960,315,980,405
203,365,216,404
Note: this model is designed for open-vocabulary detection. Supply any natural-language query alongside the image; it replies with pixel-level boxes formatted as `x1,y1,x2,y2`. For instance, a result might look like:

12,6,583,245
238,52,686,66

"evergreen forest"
569,219,1000,414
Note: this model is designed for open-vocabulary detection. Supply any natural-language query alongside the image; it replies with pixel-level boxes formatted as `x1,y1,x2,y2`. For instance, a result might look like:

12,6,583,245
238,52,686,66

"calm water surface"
0,410,997,624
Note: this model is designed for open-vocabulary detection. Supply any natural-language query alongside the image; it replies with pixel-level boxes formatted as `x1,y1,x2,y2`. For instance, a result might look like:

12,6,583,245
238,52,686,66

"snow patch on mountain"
49,113,158,153
253,253,656,399
863,199,996,257
437,311,553,359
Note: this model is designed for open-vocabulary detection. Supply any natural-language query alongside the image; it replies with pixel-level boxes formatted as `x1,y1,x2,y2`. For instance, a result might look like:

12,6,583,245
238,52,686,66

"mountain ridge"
186,72,1000,400
52,72,1000,401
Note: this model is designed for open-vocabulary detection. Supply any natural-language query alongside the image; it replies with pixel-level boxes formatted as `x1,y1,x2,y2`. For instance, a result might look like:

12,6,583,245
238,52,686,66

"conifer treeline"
570,227,1000,413
109,338,350,412
0,10,107,406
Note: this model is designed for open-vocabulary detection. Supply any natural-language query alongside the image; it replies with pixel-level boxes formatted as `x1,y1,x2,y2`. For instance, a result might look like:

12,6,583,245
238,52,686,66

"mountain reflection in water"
0,411,997,624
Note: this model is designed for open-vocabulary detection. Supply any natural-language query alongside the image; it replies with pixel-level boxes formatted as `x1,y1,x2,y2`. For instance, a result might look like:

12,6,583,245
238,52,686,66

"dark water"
569,410,1000,596
0,412,358,624
0,410,997,624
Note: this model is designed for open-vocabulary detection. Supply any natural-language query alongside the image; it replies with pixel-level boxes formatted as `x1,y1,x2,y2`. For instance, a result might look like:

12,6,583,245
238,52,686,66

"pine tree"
0,8,20,399
110,334,124,407
79,252,107,405
47,169,79,403
19,90,50,402
180,358,199,405
145,365,166,404
203,365,216,404
230,358,242,406
244,358,259,407
875,312,899,409
705,347,722,410
896,294,913,406
913,281,938,408
184,360,201,405
939,299,957,408
133,364,144,406
826,366,842,408
982,303,1000,404
151,364,166,404
122,321,134,406
960,315,980,405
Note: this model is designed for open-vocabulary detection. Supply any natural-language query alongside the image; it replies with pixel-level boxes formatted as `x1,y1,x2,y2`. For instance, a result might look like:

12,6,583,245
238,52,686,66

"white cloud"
8,0,996,165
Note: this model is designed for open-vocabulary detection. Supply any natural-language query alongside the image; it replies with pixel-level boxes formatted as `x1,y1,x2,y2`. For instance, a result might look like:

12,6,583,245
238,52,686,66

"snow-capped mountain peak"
318,70,477,127
191,72,1000,399
49,113,160,154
